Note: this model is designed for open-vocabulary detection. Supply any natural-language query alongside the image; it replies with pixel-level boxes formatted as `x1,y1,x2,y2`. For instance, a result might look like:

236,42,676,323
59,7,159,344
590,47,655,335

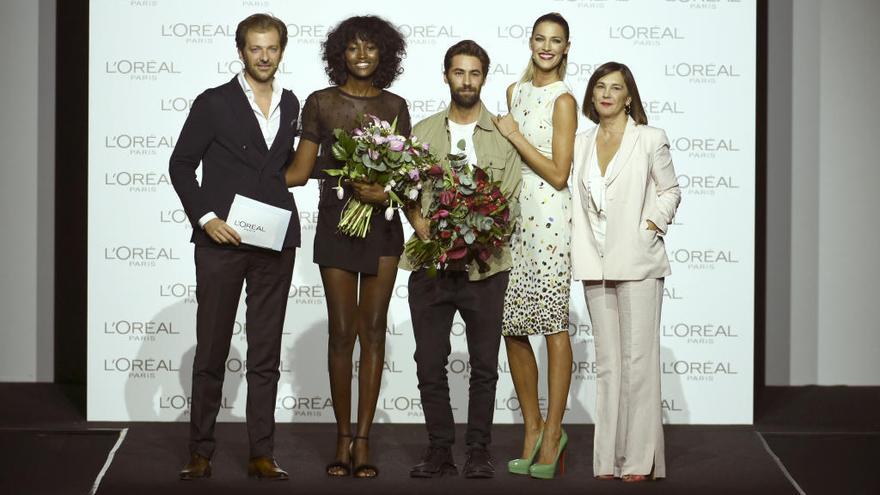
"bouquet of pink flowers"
326,114,436,237
404,148,513,274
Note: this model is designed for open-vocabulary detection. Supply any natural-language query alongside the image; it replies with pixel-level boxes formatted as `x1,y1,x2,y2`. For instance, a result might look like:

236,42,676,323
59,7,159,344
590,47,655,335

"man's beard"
245,60,277,83
451,86,480,108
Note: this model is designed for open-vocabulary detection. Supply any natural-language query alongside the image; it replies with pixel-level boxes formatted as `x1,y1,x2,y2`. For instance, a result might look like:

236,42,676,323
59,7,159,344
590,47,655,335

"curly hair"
322,16,406,89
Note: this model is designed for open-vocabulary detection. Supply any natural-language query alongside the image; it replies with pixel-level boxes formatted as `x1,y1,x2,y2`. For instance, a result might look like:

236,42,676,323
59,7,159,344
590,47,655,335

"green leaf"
331,142,349,162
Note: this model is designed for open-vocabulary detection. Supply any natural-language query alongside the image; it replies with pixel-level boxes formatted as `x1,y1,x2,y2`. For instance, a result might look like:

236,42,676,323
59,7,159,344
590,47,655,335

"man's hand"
410,213,430,241
204,218,241,246
351,181,389,205
646,220,659,231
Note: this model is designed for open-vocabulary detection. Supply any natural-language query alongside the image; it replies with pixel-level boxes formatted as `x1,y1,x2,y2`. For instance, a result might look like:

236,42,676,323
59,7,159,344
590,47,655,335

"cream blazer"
571,117,681,281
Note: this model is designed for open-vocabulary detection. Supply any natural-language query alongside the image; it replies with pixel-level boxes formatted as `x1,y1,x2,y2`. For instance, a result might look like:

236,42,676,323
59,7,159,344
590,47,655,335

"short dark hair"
443,40,490,76
583,61,648,125
236,13,288,52
322,16,407,89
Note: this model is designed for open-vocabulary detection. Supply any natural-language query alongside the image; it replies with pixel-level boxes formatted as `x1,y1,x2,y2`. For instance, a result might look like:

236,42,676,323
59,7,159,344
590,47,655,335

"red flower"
439,190,456,206
446,246,467,260
430,209,450,220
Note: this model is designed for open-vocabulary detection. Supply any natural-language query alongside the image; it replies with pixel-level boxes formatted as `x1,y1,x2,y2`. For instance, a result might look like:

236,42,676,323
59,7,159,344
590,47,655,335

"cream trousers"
584,278,666,478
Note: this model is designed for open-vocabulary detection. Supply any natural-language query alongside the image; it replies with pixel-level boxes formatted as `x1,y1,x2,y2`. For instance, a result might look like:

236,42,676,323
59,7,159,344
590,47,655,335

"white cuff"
198,212,218,229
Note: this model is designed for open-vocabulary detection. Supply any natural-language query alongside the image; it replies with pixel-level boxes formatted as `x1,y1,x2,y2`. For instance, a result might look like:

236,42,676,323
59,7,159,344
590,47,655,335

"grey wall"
814,0,880,384
765,0,795,385
0,0,55,381
766,0,880,385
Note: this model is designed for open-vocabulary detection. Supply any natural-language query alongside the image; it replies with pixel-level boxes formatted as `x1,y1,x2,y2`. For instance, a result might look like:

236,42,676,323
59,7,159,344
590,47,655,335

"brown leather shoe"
247,456,289,480
179,453,211,480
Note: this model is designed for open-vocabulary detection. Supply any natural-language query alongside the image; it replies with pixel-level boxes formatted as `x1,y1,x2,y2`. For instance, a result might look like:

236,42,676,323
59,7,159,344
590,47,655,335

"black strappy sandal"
326,434,352,477
351,436,379,478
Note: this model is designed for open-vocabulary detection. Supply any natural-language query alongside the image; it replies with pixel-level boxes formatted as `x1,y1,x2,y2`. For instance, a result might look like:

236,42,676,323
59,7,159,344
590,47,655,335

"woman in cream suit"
571,62,681,482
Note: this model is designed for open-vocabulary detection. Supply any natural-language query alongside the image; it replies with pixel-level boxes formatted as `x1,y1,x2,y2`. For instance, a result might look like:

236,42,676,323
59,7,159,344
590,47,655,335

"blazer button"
241,144,248,151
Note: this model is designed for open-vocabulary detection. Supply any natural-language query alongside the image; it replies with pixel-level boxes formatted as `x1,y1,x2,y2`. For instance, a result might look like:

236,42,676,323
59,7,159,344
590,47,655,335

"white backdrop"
87,0,755,424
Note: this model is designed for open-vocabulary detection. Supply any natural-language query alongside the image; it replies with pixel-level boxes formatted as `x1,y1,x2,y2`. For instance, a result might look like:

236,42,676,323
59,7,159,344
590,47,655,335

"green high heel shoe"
528,429,568,480
508,429,544,475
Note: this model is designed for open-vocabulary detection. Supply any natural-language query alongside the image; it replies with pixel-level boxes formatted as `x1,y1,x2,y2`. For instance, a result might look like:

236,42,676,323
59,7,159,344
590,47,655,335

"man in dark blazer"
169,13,300,481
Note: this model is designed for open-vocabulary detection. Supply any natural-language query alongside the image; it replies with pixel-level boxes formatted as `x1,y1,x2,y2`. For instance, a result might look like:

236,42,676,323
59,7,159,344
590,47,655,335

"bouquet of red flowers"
325,114,436,237
404,148,513,274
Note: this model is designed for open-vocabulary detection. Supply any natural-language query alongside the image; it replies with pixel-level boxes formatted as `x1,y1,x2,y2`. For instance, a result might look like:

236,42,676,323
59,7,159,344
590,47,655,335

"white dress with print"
502,80,572,336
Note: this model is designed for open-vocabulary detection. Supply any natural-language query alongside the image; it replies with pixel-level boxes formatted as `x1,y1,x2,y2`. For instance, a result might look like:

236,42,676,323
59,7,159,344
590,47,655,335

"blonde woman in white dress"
493,12,577,480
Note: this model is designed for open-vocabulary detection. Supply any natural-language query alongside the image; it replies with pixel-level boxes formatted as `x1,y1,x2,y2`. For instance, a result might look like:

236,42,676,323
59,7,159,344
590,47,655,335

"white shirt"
198,72,284,228
447,120,478,166
588,138,618,257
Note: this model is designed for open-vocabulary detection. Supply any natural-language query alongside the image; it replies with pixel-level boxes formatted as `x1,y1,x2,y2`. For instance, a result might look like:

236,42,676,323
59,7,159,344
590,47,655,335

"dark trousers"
189,245,295,459
408,269,509,448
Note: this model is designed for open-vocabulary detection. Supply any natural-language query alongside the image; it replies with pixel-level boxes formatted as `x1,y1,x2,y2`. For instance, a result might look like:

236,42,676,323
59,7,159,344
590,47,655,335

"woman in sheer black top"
285,15,410,478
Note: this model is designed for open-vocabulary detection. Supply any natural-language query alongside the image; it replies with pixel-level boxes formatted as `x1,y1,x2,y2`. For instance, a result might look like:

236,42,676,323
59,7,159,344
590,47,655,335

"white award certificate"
225,194,292,251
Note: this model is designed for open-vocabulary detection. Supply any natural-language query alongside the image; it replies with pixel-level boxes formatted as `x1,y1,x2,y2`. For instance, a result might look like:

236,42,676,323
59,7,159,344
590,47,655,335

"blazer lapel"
579,128,598,194
604,116,640,186
225,77,269,156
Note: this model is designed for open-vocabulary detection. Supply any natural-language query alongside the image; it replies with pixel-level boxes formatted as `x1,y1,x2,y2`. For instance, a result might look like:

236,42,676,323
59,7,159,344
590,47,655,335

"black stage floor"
1,384,878,494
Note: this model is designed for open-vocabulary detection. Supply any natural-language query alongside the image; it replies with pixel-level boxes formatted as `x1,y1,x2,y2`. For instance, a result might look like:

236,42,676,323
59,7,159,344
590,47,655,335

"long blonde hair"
519,12,570,83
